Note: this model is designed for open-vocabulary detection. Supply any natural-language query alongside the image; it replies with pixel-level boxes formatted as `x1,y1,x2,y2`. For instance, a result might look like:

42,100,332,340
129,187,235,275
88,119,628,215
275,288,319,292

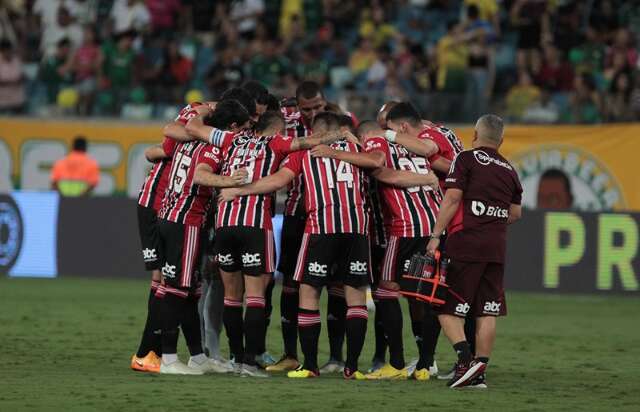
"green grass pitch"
1,277,638,411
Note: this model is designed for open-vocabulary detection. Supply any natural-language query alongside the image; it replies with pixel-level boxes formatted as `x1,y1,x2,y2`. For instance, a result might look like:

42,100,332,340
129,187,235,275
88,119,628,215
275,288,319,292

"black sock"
136,284,162,357
298,308,321,372
377,289,404,369
223,298,244,363
410,318,423,359
345,306,368,372
258,279,275,355
281,287,299,358
244,296,266,365
161,291,187,355
327,289,346,362
477,356,489,364
465,315,477,355
417,303,441,370
372,299,387,361
453,341,473,365
181,294,204,356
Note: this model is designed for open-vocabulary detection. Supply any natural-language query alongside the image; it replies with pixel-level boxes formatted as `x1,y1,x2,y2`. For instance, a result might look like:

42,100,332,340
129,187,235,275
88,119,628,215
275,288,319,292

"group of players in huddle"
129,78,522,389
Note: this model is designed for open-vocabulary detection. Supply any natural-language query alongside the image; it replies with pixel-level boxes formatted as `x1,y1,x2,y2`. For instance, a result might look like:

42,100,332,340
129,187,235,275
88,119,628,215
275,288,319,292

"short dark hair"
0,39,13,51
205,99,249,130
265,93,280,111
338,114,355,132
242,80,270,105
386,102,422,126
540,168,573,197
312,111,341,131
255,111,284,134
72,136,88,152
221,87,256,117
467,4,479,19
356,120,381,137
296,80,324,101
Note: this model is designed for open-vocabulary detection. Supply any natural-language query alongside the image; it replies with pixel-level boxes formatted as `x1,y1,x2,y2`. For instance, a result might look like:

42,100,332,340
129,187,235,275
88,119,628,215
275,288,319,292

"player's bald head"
474,114,504,147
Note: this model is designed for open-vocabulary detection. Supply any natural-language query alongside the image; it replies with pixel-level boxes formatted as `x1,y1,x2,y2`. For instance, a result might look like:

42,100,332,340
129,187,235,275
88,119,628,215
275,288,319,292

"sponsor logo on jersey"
473,150,513,170
217,254,234,266
242,253,261,267
162,263,177,278
349,260,368,275
483,301,502,314
308,262,328,277
142,248,157,262
471,200,508,218
510,144,625,211
455,302,471,315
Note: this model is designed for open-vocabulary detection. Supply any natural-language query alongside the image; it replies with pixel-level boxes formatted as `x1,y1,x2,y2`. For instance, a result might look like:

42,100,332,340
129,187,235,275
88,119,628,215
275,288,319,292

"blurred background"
0,0,639,123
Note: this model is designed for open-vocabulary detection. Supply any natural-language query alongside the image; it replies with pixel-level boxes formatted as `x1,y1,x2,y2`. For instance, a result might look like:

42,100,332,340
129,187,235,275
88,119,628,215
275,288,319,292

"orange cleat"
131,351,161,373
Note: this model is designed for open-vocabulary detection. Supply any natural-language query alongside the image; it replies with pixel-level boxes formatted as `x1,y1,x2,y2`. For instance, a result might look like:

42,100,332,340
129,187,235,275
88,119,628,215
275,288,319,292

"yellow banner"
0,118,638,210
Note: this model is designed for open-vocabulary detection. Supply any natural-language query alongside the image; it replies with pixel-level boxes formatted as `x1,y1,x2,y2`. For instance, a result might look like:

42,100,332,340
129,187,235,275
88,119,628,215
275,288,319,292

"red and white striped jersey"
418,122,464,189
281,107,312,217
159,140,222,226
216,131,293,230
281,140,368,235
365,136,441,238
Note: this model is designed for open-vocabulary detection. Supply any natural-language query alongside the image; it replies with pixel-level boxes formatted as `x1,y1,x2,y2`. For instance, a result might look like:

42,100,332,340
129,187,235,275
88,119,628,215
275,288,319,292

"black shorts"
381,235,429,285
293,233,372,289
137,204,161,271
370,244,386,288
157,219,205,290
277,215,306,284
437,259,507,318
214,226,275,276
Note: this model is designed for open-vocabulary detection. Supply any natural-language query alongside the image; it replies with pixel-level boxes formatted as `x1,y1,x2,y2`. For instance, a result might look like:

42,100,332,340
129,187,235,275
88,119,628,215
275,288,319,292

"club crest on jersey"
510,144,625,211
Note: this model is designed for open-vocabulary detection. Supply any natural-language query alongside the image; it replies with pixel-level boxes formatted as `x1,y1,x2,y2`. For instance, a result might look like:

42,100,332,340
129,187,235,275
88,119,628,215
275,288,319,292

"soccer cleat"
405,358,419,376
343,368,366,380
265,355,300,372
240,363,269,378
411,368,430,381
255,352,277,369
210,356,235,373
429,360,439,377
319,359,345,374
367,358,385,373
160,360,204,375
466,373,488,389
131,351,161,373
187,357,233,374
438,363,456,380
448,359,486,388
364,363,408,380
287,366,319,379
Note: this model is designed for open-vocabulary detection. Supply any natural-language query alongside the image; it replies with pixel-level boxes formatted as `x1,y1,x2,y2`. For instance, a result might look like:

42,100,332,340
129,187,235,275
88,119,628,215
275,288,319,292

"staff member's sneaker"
448,359,486,388
467,373,488,389
266,355,300,372
130,351,161,373
287,366,319,378
365,363,408,380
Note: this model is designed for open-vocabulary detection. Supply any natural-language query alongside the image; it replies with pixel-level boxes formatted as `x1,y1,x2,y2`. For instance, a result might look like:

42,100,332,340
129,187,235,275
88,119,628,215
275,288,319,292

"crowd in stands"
0,0,639,123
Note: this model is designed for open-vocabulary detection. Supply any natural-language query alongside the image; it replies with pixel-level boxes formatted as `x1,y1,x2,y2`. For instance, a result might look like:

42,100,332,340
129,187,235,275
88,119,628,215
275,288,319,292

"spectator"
101,30,136,109
367,46,390,89
229,0,265,39
40,38,73,104
50,136,100,197
145,0,181,35
569,26,605,76
567,73,603,124
295,45,328,86
606,28,638,70
206,47,244,98
40,5,83,57
248,39,289,87
510,0,549,71
349,37,376,76
506,70,541,120
522,90,560,123
0,39,25,113
464,0,500,36
605,70,634,122
603,51,629,91
72,26,102,115
436,22,468,91
33,0,81,54
359,6,397,48
162,40,193,101
534,43,574,92
110,0,151,34
589,0,619,43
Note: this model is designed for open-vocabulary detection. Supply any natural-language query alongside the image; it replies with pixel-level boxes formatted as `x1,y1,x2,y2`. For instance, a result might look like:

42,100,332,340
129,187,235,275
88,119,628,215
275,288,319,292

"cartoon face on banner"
510,144,626,211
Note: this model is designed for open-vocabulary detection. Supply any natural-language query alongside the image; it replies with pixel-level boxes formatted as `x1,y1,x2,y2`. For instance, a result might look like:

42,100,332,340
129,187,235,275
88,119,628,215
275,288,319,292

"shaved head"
475,114,504,146
356,120,382,140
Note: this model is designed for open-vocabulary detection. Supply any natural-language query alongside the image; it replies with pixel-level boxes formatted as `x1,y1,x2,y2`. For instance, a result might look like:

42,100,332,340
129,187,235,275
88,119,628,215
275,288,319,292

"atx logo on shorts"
162,263,177,278
142,248,157,262
217,254,234,265
349,261,368,275
471,200,508,218
308,262,328,277
483,301,501,315
242,253,261,267
455,302,471,315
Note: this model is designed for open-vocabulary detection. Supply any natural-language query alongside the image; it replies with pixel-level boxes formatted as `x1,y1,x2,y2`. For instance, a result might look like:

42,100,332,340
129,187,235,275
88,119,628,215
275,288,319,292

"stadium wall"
1,192,638,295
0,118,639,211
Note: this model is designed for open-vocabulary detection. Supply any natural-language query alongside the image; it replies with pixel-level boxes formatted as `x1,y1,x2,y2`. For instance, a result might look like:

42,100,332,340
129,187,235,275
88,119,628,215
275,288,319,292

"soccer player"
426,115,522,389
130,102,210,373
219,112,372,379
151,100,251,375
310,120,442,380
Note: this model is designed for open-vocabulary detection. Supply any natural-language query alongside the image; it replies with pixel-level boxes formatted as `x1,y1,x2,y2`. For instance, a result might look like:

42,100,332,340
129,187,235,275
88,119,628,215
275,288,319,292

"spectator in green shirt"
39,38,74,103
248,39,290,87
102,30,136,91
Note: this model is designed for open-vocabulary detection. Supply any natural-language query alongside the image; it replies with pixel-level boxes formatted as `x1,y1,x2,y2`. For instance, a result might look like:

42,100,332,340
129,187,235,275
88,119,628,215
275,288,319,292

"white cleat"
405,358,419,376
160,360,204,375
429,360,439,377
319,359,345,374
240,363,269,378
187,358,233,374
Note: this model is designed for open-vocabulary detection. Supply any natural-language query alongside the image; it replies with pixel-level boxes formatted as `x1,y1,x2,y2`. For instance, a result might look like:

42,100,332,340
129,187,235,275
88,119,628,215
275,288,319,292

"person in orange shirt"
50,136,100,196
